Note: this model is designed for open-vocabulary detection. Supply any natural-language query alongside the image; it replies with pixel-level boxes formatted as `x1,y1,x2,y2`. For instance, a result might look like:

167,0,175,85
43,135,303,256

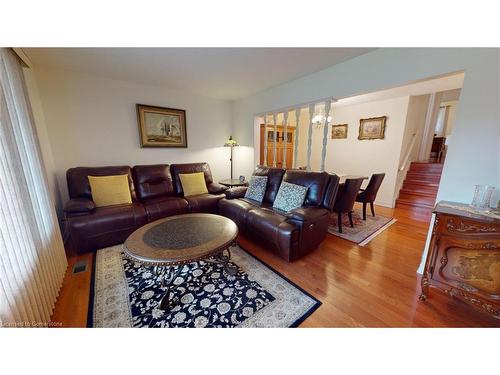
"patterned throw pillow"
272,181,308,212
244,176,268,202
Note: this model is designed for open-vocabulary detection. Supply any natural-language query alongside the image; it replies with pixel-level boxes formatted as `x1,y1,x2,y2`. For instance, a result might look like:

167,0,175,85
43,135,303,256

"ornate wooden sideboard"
420,201,500,319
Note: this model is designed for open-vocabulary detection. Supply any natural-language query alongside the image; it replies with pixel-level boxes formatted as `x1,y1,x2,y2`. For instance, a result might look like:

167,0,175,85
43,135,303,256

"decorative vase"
471,185,495,210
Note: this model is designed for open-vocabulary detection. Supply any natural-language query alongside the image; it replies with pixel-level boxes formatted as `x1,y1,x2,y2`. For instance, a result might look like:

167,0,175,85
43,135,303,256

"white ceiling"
23,48,375,100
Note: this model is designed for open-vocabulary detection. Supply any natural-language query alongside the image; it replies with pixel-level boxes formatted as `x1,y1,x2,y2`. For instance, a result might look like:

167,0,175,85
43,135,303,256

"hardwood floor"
51,203,500,327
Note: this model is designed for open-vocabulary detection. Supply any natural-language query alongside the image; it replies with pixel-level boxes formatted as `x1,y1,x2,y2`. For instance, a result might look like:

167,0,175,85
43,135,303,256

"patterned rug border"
328,214,397,246
87,245,321,328
236,247,321,328
358,218,397,246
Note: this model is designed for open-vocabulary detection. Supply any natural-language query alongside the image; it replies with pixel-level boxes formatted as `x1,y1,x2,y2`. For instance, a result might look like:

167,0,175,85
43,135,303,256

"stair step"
396,194,436,208
405,179,441,187
409,169,443,175
405,175,442,183
396,200,435,209
410,161,444,166
410,162,443,172
406,171,442,178
402,181,439,190
400,188,437,197
403,180,440,188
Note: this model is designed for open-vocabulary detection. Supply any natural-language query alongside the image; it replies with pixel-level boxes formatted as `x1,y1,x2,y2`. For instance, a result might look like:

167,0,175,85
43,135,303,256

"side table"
219,179,249,188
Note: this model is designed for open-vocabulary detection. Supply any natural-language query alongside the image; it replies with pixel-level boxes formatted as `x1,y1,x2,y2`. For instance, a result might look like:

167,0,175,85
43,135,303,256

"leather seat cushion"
185,193,225,213
218,198,257,230
143,196,189,222
245,208,289,239
240,198,272,209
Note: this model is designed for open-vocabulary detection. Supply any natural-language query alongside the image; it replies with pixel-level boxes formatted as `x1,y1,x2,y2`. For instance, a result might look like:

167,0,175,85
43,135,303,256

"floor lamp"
224,136,239,180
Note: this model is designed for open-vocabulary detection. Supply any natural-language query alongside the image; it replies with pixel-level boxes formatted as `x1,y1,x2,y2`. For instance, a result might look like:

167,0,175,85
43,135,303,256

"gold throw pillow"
88,174,132,207
179,172,208,197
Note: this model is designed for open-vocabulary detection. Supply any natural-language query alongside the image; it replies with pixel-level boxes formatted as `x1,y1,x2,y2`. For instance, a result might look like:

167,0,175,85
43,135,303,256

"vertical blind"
260,99,334,171
0,48,67,327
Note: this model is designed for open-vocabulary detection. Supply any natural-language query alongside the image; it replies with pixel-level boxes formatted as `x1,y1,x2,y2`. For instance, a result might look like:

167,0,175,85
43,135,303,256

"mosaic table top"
124,213,238,266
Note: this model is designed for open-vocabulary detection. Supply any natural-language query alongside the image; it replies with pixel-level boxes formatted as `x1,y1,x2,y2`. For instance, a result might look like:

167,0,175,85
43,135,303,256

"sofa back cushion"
282,170,330,207
252,165,285,204
132,164,175,201
67,166,136,201
170,163,214,195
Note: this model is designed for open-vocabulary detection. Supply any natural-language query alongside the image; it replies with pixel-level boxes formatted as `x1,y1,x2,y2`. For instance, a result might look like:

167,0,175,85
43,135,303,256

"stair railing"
399,133,417,172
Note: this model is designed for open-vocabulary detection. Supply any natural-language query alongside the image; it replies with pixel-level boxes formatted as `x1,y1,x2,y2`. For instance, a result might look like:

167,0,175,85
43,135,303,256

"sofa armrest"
224,186,248,199
285,206,329,222
63,198,95,215
207,182,228,195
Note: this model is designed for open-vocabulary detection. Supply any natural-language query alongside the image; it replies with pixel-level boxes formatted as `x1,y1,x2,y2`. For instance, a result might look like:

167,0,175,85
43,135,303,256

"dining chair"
332,178,364,233
355,173,385,220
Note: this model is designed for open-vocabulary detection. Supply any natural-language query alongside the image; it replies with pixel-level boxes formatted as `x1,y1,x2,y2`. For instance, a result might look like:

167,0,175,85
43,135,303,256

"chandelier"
312,114,332,129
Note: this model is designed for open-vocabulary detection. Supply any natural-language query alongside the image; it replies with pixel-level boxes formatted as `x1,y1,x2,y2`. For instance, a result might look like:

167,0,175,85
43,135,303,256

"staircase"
396,162,443,209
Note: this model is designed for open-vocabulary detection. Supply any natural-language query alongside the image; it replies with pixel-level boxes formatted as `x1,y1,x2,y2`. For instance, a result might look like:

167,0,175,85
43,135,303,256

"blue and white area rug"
88,245,320,328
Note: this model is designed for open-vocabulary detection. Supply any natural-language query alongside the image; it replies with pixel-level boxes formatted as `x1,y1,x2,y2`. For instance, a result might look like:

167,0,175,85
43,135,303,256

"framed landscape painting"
358,116,387,140
136,104,187,147
331,124,348,139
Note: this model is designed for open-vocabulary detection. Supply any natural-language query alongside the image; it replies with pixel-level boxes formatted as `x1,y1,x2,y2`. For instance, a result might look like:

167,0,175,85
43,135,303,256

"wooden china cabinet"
420,201,500,319
259,124,295,168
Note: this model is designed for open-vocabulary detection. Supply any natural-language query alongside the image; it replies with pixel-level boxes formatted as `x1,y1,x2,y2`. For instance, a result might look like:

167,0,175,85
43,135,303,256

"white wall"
232,48,500,207
442,100,459,136
323,97,410,207
33,67,233,204
399,95,429,164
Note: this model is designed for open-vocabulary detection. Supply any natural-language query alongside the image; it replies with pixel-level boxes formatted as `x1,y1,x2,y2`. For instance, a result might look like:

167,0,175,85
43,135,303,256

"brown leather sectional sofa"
63,163,339,261
64,163,226,254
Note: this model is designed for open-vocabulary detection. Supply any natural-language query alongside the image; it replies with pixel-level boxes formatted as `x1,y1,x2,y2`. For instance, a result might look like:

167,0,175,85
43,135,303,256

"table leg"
154,265,183,310
213,247,238,276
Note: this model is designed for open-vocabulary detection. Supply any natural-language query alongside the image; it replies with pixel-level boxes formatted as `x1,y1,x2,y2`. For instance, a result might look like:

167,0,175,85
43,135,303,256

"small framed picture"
136,104,187,148
331,124,348,139
358,116,387,140
239,175,245,183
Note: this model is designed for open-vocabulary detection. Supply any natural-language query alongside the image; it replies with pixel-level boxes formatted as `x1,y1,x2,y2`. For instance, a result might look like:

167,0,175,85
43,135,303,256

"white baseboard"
373,200,394,208
416,213,436,275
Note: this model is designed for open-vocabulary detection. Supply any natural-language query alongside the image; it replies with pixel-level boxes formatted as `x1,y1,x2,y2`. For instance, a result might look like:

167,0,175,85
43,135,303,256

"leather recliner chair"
219,166,340,261
63,166,148,254
170,162,228,213
132,164,190,222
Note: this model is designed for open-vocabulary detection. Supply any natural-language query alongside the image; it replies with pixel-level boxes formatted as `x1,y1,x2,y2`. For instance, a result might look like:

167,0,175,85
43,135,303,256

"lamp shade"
224,136,239,147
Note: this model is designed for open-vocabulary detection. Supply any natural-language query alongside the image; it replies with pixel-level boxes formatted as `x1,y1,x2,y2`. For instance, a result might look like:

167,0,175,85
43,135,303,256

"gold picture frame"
136,104,187,148
358,116,387,140
331,124,348,139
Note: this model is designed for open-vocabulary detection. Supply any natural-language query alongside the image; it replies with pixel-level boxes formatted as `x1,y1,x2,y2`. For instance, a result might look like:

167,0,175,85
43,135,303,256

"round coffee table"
124,213,238,310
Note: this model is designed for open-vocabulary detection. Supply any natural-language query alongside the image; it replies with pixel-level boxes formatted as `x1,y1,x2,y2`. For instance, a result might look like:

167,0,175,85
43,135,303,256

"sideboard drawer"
432,236,500,298
443,216,499,235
